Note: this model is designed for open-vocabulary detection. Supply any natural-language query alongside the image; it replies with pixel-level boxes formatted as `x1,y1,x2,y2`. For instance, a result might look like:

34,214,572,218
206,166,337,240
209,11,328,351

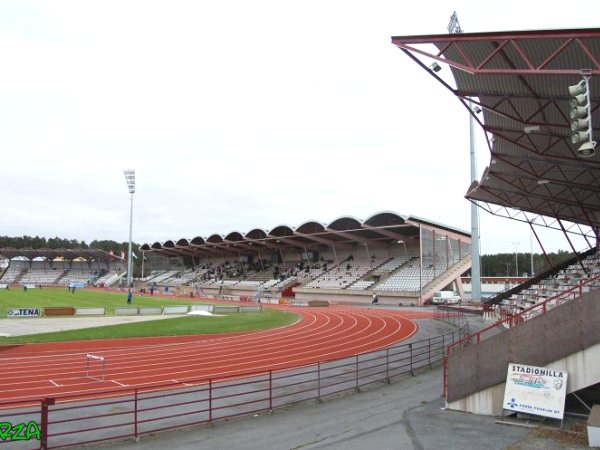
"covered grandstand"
0,248,126,287
140,211,472,305
392,27,600,417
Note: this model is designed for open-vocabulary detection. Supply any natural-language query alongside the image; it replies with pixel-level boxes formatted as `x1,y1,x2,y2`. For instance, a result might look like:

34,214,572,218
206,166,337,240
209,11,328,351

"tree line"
0,235,139,258
479,250,574,277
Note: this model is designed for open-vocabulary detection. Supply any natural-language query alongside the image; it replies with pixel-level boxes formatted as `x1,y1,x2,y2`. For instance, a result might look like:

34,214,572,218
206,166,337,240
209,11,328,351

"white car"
432,291,461,305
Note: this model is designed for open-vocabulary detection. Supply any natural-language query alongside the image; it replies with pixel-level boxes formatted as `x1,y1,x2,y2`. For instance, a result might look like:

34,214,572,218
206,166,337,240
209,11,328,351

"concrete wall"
446,289,600,414
448,342,600,416
293,288,419,305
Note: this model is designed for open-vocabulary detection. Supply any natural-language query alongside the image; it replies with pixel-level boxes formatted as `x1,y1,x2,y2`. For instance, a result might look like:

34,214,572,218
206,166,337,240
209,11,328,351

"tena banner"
7,308,42,318
503,362,567,420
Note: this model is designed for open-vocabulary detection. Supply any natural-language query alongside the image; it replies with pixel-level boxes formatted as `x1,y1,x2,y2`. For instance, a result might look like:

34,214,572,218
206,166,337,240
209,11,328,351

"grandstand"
392,27,600,420
141,211,472,305
0,248,126,287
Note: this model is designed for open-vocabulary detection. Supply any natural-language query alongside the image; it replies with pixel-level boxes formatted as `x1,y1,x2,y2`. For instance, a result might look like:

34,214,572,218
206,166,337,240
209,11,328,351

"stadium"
1,17,600,450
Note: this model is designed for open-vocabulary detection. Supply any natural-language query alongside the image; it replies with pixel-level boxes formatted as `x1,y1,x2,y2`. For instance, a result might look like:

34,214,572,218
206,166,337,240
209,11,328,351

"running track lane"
0,306,433,402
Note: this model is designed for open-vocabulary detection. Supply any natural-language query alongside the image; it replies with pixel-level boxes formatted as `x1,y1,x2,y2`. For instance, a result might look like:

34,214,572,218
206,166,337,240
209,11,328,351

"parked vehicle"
432,291,461,305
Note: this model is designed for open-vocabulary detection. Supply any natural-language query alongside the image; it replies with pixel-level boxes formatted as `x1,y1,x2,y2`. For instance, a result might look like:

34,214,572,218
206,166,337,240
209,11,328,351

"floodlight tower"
124,170,135,287
448,11,482,302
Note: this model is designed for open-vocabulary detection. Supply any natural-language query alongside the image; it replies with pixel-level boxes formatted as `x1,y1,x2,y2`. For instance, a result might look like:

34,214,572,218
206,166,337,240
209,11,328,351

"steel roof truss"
480,174,595,216
293,232,353,249
472,200,596,239
394,31,600,75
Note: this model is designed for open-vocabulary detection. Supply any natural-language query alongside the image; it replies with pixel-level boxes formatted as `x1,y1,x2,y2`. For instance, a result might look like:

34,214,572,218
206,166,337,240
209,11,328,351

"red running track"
0,306,432,402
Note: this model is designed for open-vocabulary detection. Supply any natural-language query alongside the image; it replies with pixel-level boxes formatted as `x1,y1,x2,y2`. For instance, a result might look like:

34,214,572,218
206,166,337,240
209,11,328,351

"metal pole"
355,355,359,392
127,190,134,287
469,102,482,303
530,229,534,277
513,242,519,277
134,389,138,440
209,378,213,423
448,12,481,303
124,170,135,288
269,370,273,412
419,225,423,305
317,362,321,401
41,399,49,450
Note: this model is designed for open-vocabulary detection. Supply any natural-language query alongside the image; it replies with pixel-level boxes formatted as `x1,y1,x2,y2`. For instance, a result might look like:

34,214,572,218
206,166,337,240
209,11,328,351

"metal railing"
0,311,468,450
486,246,597,306
443,272,600,398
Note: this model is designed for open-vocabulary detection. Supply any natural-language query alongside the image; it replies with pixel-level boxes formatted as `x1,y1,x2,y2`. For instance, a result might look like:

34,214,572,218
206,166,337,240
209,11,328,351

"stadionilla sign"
7,308,42,318
503,363,567,420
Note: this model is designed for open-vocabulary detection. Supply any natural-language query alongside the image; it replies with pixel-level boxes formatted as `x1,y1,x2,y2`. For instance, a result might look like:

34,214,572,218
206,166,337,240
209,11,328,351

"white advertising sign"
503,363,567,420
7,308,42,318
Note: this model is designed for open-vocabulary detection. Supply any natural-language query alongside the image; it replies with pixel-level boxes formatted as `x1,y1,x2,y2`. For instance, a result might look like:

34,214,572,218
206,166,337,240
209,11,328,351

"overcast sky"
1,1,599,255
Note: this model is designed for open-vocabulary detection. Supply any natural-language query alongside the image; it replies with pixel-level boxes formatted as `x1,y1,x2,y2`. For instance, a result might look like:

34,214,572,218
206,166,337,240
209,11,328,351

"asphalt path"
0,315,183,337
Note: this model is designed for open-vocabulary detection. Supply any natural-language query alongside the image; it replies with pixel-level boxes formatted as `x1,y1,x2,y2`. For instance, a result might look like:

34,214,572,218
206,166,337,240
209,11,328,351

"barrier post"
317,362,322,401
428,338,432,367
209,379,213,424
442,334,445,357
443,357,448,398
385,348,390,384
40,397,54,450
355,355,360,392
134,389,139,441
269,370,273,412
409,344,414,376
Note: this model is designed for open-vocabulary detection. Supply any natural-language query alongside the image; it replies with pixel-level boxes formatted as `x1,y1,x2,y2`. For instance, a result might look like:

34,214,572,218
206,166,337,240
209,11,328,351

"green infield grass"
0,287,205,315
0,288,298,344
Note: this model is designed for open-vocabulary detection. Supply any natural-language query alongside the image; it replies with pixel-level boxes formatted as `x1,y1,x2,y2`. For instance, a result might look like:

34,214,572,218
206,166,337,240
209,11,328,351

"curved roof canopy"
141,211,470,257
392,28,600,239
0,248,115,260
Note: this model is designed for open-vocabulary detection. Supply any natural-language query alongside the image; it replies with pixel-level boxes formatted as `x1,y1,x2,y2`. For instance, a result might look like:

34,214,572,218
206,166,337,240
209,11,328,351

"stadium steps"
12,267,29,284
445,287,600,416
420,258,472,300
346,258,393,290
54,269,70,284
371,257,418,289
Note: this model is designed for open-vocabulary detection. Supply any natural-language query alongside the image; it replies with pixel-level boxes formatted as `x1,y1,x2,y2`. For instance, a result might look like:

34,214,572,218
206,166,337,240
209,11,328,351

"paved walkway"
93,366,536,450
0,315,181,337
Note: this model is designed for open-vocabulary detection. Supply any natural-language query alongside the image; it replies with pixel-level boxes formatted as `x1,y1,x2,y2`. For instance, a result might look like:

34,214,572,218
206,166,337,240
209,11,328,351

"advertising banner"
503,362,567,419
7,308,42,318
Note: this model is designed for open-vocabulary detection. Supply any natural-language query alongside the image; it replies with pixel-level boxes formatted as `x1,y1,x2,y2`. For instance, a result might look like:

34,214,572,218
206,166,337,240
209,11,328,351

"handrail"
447,271,600,358
485,246,598,306
441,272,600,400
